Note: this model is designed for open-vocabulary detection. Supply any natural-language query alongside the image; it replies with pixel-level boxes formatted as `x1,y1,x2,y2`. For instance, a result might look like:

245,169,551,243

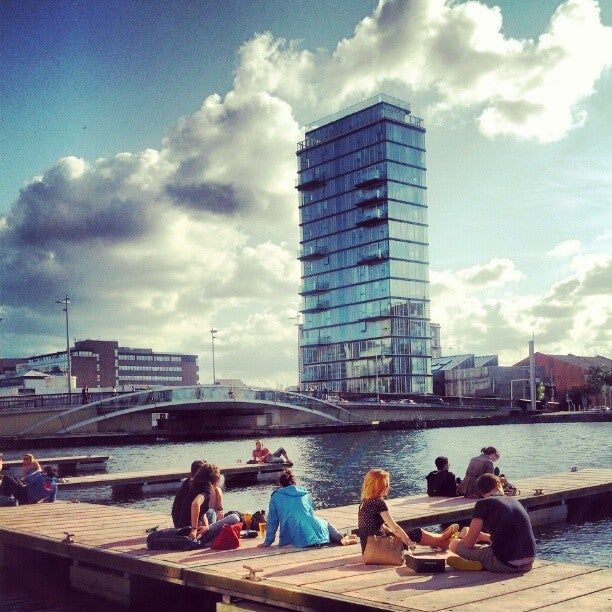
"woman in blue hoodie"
0,465,57,504
258,469,358,548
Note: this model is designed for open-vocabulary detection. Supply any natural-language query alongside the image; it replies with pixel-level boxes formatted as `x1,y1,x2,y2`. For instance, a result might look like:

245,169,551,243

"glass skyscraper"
296,94,432,395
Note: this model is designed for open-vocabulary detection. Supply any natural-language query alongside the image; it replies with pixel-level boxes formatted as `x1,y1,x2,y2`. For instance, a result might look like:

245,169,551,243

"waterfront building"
432,354,553,405
514,353,611,409
296,94,431,395
13,339,198,390
430,322,442,358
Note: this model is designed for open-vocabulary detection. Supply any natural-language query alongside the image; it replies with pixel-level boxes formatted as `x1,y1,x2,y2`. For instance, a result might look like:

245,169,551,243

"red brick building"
513,353,611,408
10,340,198,390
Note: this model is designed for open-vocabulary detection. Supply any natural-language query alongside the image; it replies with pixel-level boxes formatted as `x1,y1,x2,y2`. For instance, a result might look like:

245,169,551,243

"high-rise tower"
296,94,431,395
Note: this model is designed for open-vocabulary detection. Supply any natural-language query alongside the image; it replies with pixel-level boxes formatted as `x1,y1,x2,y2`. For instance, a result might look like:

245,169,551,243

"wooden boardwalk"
0,468,610,610
1,454,110,475
318,467,612,530
33,462,291,494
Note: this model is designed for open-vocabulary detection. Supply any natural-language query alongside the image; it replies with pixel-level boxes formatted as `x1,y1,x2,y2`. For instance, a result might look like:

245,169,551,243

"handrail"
18,385,353,434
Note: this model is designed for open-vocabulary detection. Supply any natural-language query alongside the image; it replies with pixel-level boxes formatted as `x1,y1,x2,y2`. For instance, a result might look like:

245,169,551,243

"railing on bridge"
0,391,120,411
16,385,353,435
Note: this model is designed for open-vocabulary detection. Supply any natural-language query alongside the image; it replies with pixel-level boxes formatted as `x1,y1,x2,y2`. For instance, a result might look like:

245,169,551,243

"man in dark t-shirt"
426,456,459,497
448,473,536,572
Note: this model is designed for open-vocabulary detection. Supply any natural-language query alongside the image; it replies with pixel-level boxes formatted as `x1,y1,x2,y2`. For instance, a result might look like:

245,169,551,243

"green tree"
583,365,612,397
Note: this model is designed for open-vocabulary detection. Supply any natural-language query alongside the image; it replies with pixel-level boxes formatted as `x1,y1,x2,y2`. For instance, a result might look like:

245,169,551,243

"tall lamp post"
210,327,218,384
56,296,72,404
287,314,301,389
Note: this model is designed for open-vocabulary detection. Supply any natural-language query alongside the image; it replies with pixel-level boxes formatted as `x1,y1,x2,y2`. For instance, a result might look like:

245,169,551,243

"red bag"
211,522,243,550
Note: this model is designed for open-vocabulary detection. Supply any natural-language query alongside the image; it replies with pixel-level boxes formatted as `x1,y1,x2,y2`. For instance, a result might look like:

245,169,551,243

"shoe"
446,555,483,571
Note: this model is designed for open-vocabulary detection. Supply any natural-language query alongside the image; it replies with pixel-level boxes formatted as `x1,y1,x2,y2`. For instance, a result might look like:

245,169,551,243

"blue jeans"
327,522,343,544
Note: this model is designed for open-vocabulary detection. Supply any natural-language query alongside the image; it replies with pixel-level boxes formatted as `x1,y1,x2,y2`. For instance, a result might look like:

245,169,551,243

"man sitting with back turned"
448,473,536,572
426,456,459,497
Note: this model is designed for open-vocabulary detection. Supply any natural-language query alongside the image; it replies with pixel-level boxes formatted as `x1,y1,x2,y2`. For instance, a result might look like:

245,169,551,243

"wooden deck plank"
318,468,612,531
447,567,611,611
0,468,610,611
395,562,603,611
533,587,612,611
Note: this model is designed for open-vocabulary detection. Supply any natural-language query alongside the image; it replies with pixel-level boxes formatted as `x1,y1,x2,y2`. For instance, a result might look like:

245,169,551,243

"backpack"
146,527,202,551
250,510,266,530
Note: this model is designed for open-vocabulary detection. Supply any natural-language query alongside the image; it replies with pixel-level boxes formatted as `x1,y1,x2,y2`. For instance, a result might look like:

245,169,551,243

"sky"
0,0,610,388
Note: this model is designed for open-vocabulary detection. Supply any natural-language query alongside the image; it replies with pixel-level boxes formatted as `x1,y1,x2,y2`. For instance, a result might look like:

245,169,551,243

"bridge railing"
17,385,354,434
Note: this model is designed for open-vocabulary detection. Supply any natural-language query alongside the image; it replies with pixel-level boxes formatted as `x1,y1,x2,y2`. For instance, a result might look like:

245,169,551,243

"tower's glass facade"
297,95,432,395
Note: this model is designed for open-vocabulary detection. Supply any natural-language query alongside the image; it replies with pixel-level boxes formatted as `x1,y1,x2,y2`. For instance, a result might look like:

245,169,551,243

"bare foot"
432,524,459,550
340,534,359,546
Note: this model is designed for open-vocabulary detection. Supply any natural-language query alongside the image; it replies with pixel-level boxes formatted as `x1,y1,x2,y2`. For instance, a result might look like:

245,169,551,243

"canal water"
1,422,610,610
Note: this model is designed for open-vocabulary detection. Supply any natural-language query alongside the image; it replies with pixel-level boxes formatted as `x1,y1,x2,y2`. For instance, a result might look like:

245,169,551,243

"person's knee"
225,513,240,525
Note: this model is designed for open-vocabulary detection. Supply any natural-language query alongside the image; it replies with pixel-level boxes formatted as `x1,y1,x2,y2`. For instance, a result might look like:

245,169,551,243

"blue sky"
1,0,610,386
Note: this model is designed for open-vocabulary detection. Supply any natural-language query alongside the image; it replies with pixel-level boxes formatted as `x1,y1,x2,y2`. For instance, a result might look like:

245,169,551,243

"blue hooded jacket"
264,485,329,547
25,470,57,503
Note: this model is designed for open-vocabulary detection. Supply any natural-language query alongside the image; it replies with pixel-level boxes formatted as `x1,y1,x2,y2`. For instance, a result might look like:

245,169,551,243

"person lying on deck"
248,440,292,465
447,473,536,572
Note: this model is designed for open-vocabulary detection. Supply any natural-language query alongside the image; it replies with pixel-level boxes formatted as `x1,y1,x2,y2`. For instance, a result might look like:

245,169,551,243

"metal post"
210,327,217,384
375,355,380,403
287,314,301,389
56,296,71,405
529,338,536,411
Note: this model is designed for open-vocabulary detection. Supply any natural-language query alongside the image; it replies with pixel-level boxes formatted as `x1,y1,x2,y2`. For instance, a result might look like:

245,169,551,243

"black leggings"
408,528,423,543
0,474,29,504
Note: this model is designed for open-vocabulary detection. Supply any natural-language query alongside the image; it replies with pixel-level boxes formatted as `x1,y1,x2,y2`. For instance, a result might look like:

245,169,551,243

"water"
1,422,610,610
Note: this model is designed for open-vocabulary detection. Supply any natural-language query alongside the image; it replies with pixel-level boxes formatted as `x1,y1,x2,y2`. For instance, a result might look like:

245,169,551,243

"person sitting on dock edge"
448,473,536,572
249,440,292,465
358,468,459,555
0,464,58,504
175,463,239,545
426,456,460,497
457,446,500,498
171,459,206,528
258,469,357,548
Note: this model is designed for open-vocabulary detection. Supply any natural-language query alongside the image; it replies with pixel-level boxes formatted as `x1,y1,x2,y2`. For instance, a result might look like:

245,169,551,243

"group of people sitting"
423,445,535,571
0,453,58,505
172,442,535,575
426,446,505,498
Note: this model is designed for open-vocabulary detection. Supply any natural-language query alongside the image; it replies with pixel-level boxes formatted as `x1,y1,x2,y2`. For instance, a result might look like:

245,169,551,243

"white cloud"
233,0,612,141
0,0,610,386
547,239,582,257
431,254,611,362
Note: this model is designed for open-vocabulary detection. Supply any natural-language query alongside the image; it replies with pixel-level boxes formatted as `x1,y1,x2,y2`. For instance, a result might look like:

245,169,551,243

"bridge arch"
19,385,353,435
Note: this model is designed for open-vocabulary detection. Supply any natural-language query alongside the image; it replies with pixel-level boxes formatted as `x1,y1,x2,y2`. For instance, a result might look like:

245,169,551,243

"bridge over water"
16,385,353,436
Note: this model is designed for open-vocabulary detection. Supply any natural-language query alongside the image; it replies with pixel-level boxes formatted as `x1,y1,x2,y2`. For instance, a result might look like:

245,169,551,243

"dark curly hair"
190,463,220,493
279,469,296,488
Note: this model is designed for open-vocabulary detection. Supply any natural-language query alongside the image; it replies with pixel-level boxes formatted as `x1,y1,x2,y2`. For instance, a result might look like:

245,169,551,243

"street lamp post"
210,327,218,384
55,296,72,404
287,314,301,389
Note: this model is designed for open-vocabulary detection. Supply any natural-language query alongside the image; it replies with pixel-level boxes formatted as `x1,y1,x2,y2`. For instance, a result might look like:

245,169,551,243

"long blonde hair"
361,468,390,501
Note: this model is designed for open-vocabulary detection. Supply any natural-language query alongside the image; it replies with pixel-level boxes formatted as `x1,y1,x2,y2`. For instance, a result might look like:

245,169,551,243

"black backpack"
250,510,266,530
